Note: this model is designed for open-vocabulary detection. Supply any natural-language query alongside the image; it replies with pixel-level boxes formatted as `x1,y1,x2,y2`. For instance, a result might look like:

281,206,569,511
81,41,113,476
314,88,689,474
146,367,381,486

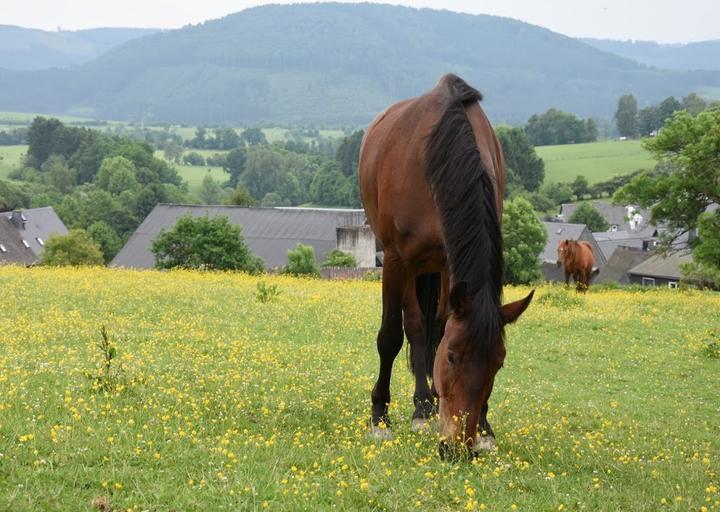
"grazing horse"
556,239,598,292
358,74,534,457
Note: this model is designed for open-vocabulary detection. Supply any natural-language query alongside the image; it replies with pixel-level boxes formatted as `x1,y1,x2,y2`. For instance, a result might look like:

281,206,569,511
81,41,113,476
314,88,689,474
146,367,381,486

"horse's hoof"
367,425,394,441
411,418,435,432
474,435,496,451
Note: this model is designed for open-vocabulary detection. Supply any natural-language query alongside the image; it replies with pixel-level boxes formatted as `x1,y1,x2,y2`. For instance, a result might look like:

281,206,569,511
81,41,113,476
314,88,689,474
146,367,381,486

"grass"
536,140,657,185
0,267,718,511
0,145,27,180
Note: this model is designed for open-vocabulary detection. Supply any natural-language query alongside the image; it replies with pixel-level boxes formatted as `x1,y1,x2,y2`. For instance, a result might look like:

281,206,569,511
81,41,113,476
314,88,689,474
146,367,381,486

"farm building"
627,252,693,288
111,204,369,270
594,246,656,285
559,202,653,234
0,207,68,265
540,221,605,282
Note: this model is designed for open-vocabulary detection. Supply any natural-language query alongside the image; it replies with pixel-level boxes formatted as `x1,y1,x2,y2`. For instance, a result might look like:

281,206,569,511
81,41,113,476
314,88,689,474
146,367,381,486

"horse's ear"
502,290,534,324
449,281,471,317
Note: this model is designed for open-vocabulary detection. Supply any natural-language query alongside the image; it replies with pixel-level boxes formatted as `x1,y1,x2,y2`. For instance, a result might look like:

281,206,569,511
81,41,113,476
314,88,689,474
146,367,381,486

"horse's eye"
447,352,457,367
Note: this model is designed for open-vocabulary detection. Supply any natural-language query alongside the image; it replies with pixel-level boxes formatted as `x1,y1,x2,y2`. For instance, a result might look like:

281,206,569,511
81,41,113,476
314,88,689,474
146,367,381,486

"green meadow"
537,140,657,185
0,267,718,511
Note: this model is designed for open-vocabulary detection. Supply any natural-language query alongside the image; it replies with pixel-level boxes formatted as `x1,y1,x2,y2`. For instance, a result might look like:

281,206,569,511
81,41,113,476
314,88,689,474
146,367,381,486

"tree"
151,214,264,272
282,243,320,277
163,141,184,163
335,130,364,176
95,156,139,195
40,229,104,266
615,94,638,138
542,182,573,205
183,152,206,166
261,192,283,207
223,147,247,188
568,202,609,232
502,197,547,284
682,93,707,116
637,106,660,136
496,127,545,192
224,185,256,207
241,127,267,146
310,161,350,206
87,221,123,263
681,211,720,288
571,175,589,199
321,248,357,268
524,109,597,146
41,154,76,193
614,109,720,252
199,173,222,204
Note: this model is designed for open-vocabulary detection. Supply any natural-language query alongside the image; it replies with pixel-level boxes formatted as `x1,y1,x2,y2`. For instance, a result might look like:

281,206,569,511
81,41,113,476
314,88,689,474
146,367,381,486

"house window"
0,244,6,253
36,237,44,247
641,277,656,286
22,240,30,248
668,281,678,289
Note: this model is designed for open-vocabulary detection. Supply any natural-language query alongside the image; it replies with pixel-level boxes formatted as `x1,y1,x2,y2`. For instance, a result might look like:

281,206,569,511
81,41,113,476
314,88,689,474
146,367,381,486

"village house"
0,206,68,265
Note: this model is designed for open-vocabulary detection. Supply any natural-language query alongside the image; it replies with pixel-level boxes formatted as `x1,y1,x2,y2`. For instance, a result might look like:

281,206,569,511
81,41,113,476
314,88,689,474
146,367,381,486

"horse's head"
557,239,573,267
433,282,533,459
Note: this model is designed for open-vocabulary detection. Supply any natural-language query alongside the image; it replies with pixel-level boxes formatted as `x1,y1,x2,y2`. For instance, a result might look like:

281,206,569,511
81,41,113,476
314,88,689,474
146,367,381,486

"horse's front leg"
369,256,405,438
402,274,437,431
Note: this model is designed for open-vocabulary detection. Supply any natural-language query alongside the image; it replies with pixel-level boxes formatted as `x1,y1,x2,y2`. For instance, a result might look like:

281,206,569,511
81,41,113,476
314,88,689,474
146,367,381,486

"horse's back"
359,76,503,267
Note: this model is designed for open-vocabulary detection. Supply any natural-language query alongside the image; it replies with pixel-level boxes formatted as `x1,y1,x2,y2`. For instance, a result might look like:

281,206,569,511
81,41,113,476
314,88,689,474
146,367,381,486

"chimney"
10,211,26,230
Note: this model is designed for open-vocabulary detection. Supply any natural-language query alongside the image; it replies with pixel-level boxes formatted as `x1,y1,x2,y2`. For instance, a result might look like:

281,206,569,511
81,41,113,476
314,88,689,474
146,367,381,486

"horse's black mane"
425,74,504,355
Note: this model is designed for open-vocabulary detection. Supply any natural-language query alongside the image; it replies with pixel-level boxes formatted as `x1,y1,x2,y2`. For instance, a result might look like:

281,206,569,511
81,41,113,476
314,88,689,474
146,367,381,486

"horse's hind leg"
370,257,405,436
402,277,436,431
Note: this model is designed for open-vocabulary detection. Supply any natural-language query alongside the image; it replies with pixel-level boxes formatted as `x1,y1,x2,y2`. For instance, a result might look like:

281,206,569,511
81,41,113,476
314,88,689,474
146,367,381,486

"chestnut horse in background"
556,239,598,292
359,74,533,458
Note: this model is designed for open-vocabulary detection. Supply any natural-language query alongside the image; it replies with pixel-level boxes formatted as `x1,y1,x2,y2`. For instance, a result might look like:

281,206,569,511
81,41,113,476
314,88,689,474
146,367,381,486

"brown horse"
359,74,533,458
556,239,598,292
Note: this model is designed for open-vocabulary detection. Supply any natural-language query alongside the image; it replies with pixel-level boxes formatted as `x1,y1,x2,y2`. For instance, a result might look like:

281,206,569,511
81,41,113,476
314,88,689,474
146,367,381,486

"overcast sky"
3,0,719,43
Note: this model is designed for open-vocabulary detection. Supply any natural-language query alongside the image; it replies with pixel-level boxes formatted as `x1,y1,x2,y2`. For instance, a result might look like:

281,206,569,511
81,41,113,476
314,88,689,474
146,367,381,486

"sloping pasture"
0,267,717,511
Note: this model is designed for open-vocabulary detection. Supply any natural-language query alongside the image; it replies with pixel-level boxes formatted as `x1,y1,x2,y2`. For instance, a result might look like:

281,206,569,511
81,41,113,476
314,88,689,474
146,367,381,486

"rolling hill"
1,3,719,125
0,25,160,70
581,38,720,72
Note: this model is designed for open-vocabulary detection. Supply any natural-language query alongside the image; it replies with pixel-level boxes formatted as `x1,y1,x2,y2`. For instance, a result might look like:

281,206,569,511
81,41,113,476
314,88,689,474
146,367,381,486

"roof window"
36,237,44,247
22,240,30,248
0,244,6,253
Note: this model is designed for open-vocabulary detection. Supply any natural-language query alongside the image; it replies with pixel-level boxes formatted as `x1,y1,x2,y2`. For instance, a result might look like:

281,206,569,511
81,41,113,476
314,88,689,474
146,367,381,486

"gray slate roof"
627,252,693,280
111,204,366,270
0,218,35,265
595,246,655,284
560,201,652,233
3,207,69,257
0,207,68,264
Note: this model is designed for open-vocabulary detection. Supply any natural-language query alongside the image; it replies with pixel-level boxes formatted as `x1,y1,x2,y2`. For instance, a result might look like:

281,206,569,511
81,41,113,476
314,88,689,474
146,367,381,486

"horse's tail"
414,272,441,378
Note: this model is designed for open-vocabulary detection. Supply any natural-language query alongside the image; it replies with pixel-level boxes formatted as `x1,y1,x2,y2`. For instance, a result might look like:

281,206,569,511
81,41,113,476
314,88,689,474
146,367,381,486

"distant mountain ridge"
0,25,161,70
581,38,720,71
0,3,718,125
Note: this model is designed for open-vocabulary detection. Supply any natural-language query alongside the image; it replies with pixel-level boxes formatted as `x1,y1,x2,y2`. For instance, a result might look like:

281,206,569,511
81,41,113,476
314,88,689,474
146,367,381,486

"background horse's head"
556,239,576,267
433,282,533,458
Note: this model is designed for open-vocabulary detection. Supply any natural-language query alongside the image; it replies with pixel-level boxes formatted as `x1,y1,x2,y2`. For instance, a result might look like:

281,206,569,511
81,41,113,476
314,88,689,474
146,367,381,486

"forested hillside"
581,38,720,71
0,26,159,70
1,3,718,124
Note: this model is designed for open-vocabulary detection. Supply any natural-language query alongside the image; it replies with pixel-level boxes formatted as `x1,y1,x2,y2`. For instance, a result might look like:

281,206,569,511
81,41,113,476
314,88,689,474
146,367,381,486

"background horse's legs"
370,257,405,430
402,278,436,430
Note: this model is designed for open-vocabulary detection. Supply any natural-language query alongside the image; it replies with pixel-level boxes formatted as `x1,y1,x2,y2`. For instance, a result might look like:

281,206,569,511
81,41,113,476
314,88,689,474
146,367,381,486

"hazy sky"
3,0,719,43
